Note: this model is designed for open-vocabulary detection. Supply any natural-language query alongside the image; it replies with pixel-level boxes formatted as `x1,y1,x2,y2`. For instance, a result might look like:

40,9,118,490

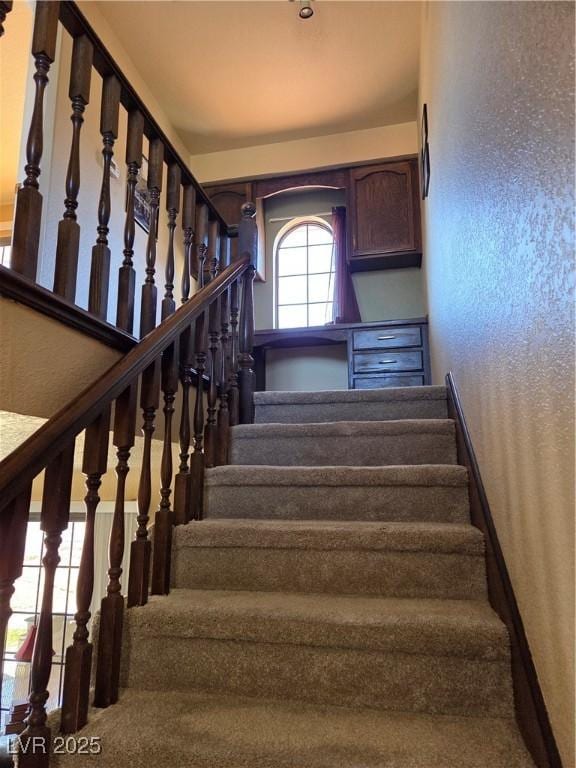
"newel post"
237,202,257,425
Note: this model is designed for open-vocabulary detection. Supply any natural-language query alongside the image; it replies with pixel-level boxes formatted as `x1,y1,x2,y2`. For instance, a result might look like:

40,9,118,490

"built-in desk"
253,318,431,391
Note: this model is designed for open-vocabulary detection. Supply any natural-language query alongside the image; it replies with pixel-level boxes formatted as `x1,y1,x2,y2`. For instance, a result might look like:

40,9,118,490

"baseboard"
445,372,562,768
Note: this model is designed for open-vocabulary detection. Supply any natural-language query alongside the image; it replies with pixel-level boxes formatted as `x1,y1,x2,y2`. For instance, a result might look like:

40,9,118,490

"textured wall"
0,298,121,418
419,2,575,765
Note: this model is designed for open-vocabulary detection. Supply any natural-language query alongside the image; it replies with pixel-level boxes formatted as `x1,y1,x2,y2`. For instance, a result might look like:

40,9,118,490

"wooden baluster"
127,363,159,607
216,236,231,465
190,312,207,520
0,2,13,37
61,410,110,733
140,139,164,337
19,443,74,768
207,219,220,282
0,485,32,726
204,297,220,469
238,203,257,424
180,185,196,303
11,1,59,280
53,35,93,301
228,277,240,427
94,384,137,707
88,75,121,320
173,325,193,524
162,164,181,320
117,110,144,333
151,338,179,594
195,203,208,289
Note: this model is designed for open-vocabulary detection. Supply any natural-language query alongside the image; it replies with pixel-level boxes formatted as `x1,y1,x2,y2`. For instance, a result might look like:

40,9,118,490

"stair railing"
4,0,232,336
0,204,257,766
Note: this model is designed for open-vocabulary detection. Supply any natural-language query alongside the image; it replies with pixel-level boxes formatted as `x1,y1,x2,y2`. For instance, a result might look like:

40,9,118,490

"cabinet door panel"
350,161,419,259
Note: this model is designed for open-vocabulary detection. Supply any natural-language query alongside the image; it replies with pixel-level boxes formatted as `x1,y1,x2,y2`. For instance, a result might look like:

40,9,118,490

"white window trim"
273,216,334,330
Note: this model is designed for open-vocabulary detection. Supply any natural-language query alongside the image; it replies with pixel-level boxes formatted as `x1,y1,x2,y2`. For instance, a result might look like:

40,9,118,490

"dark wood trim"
0,265,137,352
348,252,422,272
0,256,249,512
446,371,562,768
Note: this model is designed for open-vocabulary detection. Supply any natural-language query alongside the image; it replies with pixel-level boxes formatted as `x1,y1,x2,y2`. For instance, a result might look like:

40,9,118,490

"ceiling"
95,1,421,155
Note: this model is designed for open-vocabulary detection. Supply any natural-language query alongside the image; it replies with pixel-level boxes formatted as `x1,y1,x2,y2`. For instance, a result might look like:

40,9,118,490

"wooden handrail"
0,256,249,515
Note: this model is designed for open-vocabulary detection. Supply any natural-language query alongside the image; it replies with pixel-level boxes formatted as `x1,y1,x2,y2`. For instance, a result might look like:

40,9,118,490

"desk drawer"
353,327,422,351
354,374,426,389
354,350,423,374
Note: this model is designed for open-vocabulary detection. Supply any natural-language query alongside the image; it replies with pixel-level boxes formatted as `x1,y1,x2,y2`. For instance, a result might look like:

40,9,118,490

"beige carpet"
50,384,535,767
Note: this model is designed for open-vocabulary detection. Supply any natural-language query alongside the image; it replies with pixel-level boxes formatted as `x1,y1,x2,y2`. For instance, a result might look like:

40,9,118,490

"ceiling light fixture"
298,0,314,20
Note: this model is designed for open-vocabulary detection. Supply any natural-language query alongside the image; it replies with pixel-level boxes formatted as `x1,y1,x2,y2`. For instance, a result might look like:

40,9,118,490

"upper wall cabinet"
203,157,422,274
348,159,421,272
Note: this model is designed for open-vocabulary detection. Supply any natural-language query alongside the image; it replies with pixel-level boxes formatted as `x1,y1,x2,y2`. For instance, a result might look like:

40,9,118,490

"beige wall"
190,122,418,183
419,2,575,765
0,298,121,419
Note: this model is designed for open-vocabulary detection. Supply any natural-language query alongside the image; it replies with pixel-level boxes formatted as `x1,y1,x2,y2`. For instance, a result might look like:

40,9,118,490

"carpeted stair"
53,385,535,767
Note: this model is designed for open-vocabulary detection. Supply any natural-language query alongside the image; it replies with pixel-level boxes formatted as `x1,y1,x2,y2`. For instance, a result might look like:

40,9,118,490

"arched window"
275,219,335,328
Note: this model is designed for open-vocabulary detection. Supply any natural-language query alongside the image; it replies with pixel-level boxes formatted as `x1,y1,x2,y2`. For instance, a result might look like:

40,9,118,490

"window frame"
273,217,335,330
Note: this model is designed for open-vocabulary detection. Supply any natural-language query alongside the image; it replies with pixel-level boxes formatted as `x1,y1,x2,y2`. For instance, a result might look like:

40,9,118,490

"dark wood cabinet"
203,156,422,273
348,160,421,272
253,318,430,391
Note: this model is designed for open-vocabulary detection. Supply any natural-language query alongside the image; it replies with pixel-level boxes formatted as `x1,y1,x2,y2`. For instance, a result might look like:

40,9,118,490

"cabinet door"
349,160,421,268
204,182,252,228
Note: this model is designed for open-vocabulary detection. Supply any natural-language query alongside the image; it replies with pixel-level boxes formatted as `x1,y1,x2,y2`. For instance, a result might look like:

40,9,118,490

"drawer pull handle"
377,335,396,340
379,360,397,364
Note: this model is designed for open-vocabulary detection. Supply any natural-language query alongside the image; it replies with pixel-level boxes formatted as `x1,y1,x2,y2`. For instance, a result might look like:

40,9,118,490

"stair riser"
205,485,470,523
230,432,457,467
255,400,448,424
172,549,487,600
122,637,513,718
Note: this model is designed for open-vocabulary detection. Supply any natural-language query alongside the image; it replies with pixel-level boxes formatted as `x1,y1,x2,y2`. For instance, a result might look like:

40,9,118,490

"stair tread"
232,418,455,438
254,384,447,404
126,589,508,660
206,463,468,486
173,519,484,554
51,688,534,768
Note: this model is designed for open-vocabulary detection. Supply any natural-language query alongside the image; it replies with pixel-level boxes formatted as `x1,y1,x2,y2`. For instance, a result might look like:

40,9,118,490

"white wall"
419,3,575,764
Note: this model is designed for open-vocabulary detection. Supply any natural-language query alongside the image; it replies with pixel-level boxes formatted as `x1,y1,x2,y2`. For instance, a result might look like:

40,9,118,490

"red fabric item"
332,206,361,324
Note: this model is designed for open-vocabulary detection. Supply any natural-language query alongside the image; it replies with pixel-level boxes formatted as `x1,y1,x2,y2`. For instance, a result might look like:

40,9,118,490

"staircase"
52,385,534,768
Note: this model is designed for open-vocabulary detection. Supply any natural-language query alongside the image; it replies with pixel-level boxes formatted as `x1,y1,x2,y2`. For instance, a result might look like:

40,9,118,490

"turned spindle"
20,444,74,768
11,1,60,281
181,185,196,302
94,385,137,707
88,75,121,320
117,110,144,333
61,410,110,733
127,364,159,607
53,35,93,301
162,164,181,320
140,139,164,337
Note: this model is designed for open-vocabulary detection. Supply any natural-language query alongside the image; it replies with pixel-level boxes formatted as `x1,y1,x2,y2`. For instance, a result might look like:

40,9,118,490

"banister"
57,0,229,234
0,256,250,514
